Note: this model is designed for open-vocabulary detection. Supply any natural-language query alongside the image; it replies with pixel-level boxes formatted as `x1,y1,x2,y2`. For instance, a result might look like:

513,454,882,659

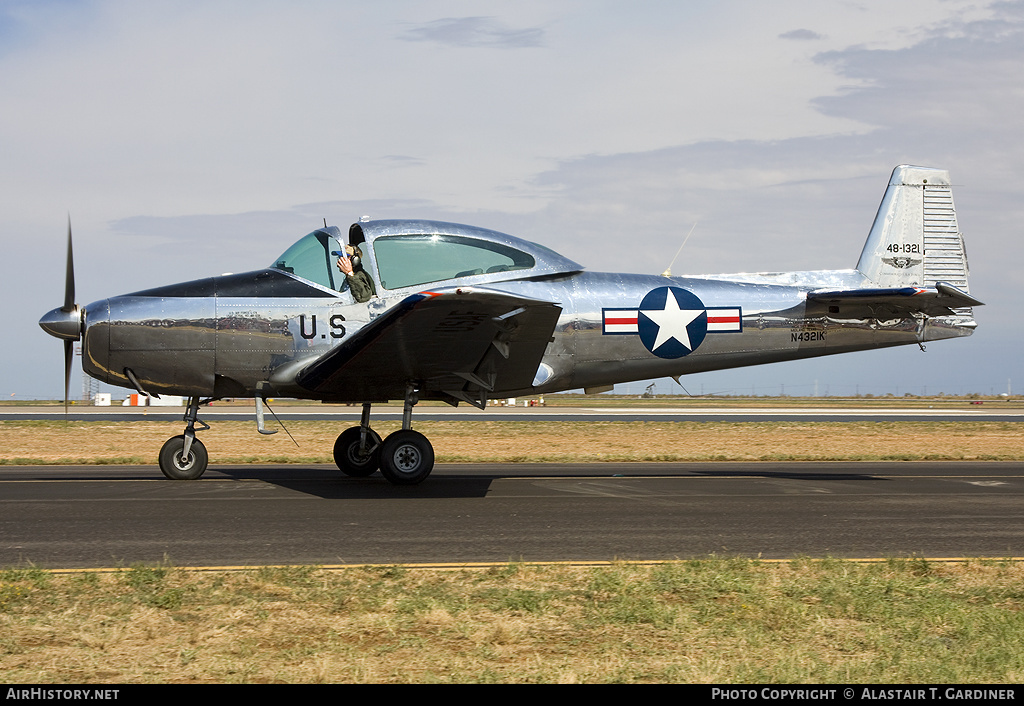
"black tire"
158,435,209,480
379,430,434,485
333,426,382,477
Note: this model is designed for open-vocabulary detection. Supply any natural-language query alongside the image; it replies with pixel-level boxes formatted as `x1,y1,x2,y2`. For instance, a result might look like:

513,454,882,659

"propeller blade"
63,217,75,312
55,217,78,420
40,220,82,341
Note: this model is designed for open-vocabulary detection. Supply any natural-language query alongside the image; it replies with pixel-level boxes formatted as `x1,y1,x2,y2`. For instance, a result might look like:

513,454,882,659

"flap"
293,287,562,405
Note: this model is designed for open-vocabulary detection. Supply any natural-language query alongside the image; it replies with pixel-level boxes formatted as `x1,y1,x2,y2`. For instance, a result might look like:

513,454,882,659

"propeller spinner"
38,219,84,415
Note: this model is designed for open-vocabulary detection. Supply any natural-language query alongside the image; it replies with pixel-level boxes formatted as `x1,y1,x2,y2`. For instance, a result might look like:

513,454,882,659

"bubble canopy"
272,220,583,293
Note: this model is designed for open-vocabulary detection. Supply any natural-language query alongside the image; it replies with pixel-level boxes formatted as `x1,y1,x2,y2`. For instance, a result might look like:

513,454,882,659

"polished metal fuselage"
56,167,979,405
78,264,975,401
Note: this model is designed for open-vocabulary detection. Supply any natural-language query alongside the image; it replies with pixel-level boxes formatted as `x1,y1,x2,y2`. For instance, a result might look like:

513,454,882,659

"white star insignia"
642,290,704,351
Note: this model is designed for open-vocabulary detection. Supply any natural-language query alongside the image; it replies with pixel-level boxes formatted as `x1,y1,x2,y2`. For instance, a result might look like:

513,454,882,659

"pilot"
336,244,376,303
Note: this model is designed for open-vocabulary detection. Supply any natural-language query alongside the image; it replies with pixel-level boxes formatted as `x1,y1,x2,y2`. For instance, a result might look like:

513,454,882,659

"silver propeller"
38,218,83,416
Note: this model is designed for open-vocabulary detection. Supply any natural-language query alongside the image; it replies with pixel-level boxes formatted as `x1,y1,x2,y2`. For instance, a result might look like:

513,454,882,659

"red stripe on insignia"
605,317,638,325
707,315,739,324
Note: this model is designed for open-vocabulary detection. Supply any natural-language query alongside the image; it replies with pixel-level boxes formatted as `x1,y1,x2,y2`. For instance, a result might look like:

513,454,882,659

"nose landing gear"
158,396,210,480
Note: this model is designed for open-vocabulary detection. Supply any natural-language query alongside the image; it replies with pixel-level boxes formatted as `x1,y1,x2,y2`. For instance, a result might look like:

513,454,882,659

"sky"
4,0,1022,400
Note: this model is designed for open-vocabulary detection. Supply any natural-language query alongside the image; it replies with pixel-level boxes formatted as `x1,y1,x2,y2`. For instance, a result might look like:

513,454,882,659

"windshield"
270,231,341,290
372,234,535,290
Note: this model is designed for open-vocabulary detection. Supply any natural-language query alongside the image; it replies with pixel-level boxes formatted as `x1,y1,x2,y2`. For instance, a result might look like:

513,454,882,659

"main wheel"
379,430,434,485
158,435,209,480
333,426,382,477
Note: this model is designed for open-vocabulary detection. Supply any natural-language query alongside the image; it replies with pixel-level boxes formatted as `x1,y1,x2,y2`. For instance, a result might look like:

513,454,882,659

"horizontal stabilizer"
808,282,983,318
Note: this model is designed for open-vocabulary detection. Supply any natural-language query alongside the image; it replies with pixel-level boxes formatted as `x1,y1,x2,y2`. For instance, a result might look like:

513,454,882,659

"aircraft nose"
39,305,82,341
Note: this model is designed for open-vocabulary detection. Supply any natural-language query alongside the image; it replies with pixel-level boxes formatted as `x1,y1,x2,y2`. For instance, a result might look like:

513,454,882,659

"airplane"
39,165,982,485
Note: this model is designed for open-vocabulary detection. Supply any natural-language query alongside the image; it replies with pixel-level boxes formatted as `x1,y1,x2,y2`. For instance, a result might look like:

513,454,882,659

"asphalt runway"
1,461,1021,569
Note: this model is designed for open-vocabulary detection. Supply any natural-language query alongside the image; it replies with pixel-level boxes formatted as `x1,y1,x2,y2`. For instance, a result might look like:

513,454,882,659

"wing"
808,281,983,318
293,288,562,406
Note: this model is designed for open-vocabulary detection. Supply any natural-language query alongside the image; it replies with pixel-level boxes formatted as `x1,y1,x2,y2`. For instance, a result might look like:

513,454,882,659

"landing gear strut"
333,404,382,476
158,396,210,480
379,385,434,485
333,387,435,485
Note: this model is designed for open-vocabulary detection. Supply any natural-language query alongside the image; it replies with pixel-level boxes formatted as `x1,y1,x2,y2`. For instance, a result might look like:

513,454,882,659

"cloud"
523,3,1024,267
12,1,1023,399
379,155,425,168
779,28,824,41
491,6,1024,394
813,9,1024,137
399,16,544,49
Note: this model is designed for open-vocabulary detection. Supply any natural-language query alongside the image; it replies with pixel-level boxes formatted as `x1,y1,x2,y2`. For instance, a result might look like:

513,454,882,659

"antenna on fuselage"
671,375,693,396
660,221,698,277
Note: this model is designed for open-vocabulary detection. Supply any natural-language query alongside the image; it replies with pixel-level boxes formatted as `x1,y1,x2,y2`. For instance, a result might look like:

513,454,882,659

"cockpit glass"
372,234,535,290
270,231,341,290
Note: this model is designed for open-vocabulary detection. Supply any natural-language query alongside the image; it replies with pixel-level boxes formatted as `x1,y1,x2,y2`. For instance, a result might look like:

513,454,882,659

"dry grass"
1,420,1022,465
2,559,1023,683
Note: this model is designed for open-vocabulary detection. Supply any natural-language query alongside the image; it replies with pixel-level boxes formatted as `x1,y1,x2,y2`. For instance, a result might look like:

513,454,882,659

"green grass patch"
1,558,1022,683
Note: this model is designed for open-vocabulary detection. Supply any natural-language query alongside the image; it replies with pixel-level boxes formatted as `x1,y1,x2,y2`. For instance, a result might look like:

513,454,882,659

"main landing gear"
332,386,435,485
156,388,435,485
158,396,210,480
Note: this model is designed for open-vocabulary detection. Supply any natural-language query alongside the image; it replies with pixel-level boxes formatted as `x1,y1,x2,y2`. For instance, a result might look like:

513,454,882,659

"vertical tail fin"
857,165,971,293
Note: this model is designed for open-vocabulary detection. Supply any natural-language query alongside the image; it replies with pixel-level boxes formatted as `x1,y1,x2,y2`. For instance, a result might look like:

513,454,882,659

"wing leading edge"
290,288,562,406
808,281,983,318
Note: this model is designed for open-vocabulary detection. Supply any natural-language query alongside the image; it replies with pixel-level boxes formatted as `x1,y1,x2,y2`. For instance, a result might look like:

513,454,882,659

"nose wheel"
159,435,209,480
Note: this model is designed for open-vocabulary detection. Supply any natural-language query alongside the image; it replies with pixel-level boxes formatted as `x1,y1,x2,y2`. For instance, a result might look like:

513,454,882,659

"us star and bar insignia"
602,286,742,359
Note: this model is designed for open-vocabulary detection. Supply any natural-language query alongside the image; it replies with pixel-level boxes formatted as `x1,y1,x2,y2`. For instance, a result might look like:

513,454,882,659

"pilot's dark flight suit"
339,244,376,303
346,267,376,303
